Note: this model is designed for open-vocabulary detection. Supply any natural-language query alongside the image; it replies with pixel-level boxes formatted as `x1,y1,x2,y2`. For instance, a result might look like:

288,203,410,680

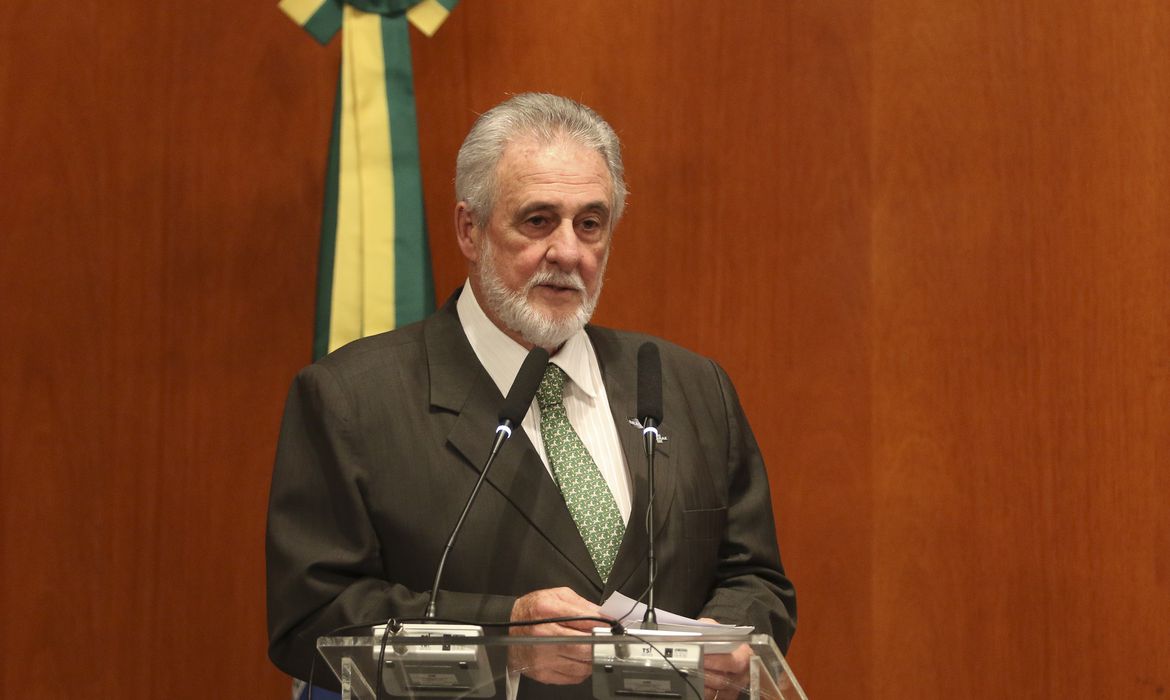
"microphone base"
370,623,495,698
592,628,704,700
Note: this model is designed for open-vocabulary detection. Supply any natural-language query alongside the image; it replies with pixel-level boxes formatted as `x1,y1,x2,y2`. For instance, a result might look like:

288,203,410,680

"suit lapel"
426,295,602,590
587,328,677,597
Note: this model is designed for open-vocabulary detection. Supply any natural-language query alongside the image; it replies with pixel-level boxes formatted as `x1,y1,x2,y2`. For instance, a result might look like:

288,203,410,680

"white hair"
455,93,627,228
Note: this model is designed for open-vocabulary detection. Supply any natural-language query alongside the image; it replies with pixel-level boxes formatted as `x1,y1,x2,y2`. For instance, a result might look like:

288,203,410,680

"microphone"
636,342,663,628
494,346,551,455
637,342,663,452
425,347,549,619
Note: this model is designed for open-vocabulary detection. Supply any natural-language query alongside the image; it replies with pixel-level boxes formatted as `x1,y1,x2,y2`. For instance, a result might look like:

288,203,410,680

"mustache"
525,269,586,293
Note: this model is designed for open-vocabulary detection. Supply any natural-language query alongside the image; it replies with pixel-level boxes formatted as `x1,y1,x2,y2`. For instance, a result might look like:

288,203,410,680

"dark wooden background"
2,1,1167,697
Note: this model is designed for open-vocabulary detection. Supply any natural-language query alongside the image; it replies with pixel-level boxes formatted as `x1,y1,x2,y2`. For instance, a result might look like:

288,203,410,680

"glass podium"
316,625,807,700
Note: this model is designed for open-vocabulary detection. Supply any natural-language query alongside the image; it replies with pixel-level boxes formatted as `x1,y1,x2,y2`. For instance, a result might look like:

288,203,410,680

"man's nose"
544,218,581,269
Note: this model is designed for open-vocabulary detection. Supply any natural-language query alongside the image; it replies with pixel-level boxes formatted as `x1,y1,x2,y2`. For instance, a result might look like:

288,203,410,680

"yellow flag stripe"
277,0,328,27
329,6,398,353
351,8,397,339
406,0,452,37
330,11,363,354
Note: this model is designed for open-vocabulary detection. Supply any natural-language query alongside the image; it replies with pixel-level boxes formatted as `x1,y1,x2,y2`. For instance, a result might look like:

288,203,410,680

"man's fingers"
704,653,746,673
703,643,752,673
511,587,609,634
507,641,593,685
558,615,606,632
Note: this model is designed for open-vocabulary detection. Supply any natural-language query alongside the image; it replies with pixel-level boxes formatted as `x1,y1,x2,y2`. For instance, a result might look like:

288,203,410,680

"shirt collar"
456,280,600,399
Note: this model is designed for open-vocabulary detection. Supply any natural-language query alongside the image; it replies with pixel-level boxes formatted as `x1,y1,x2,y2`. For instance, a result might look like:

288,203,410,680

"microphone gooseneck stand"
636,342,664,629
425,346,550,619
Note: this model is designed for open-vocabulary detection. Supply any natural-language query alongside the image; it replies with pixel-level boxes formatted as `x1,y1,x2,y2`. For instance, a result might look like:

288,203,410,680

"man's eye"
526,216,549,227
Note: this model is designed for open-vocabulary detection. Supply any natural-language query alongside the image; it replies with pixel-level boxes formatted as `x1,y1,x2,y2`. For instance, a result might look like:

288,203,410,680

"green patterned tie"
536,364,625,580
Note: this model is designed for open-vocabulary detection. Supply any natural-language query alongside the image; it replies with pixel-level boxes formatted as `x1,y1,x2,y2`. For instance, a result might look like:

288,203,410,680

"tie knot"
536,363,567,410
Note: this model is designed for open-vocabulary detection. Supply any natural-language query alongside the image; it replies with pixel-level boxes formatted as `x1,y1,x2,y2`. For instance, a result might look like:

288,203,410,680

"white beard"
477,240,605,349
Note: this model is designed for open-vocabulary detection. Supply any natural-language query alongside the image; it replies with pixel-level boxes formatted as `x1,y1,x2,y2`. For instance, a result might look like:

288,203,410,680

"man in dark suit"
267,93,796,697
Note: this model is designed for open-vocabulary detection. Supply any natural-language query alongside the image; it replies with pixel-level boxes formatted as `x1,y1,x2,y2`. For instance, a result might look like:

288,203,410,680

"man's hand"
508,587,608,685
699,617,752,700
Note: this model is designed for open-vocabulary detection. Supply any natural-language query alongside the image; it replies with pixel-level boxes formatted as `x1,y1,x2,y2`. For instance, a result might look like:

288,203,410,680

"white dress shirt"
456,282,632,524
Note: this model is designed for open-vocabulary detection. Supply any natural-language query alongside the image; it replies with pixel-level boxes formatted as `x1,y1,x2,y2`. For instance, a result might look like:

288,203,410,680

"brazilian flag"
281,0,459,359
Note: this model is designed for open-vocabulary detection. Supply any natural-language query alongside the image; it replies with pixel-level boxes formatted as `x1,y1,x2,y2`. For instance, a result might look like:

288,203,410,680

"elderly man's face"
457,136,614,349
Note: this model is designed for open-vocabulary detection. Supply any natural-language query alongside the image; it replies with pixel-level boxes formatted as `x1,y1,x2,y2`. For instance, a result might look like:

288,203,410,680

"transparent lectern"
316,626,807,699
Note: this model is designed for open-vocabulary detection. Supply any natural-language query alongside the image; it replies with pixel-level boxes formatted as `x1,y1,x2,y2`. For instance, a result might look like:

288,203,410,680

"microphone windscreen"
637,342,663,423
499,347,550,425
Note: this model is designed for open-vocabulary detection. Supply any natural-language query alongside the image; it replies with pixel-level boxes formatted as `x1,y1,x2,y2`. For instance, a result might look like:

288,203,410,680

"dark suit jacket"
266,292,796,690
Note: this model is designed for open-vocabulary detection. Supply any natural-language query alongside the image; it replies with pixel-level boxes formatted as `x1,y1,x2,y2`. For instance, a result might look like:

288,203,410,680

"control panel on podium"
315,624,806,700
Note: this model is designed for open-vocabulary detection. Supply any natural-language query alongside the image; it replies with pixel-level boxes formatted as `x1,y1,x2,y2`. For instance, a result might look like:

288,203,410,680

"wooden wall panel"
0,1,333,696
2,1,1168,698
871,2,1170,696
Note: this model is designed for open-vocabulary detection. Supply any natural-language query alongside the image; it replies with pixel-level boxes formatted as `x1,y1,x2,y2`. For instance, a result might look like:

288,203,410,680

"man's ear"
454,202,480,263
